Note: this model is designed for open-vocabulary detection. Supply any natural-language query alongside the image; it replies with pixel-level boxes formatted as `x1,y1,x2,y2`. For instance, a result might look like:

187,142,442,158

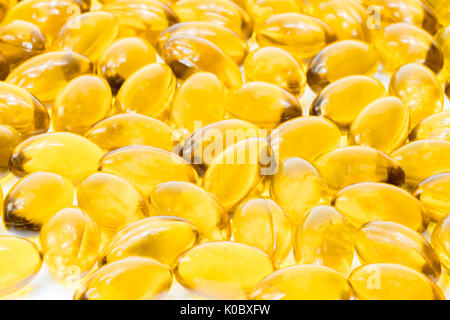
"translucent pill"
414,173,450,222
410,111,450,142
0,125,19,170
431,214,450,270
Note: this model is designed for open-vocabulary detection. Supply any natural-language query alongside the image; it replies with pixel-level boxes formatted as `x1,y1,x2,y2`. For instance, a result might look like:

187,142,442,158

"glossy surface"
431,214,450,270
410,111,450,142
246,0,302,30
0,125,19,170
423,0,450,25
414,173,450,222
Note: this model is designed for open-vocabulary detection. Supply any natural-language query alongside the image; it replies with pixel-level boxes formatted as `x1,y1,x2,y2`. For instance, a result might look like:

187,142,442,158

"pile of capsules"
0,0,449,300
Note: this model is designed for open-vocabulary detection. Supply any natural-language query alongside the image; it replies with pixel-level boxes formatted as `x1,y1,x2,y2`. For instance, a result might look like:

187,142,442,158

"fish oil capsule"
97,37,156,94
10,132,103,183
6,51,91,103
232,198,292,265
150,181,230,241
77,172,149,235
269,116,341,162
171,72,226,132
243,46,306,96
294,205,354,275
202,138,274,210
172,0,252,38
162,35,242,89
307,40,379,93
431,214,450,270
3,172,74,232
99,146,197,196
85,114,175,152
271,157,329,225
314,146,405,192
422,0,450,25
310,75,387,129
256,13,336,60
348,96,409,153
226,81,302,129
333,182,427,231
0,125,19,171
52,75,112,134
389,63,443,128
100,216,198,266
410,111,450,142
373,23,443,73
245,0,302,30
40,207,101,280
74,256,172,300
0,20,46,67
156,22,248,65
175,241,274,299
391,140,450,188
349,263,445,300
436,26,450,73
0,236,42,296
414,173,450,222
115,63,176,118
356,221,441,281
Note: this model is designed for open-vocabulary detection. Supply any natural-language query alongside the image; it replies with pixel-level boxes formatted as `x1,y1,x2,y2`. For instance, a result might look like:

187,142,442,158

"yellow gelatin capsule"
202,138,274,210
99,145,197,196
100,216,198,266
149,181,230,241
414,173,450,222
431,214,450,270
349,263,445,300
333,182,427,231
307,40,379,93
40,207,101,280
310,75,387,129
85,113,175,152
410,111,450,142
232,198,292,265
97,37,156,94
269,116,341,162
51,11,119,62
314,146,405,192
348,96,409,153
74,257,172,300
255,13,336,60
156,22,248,65
373,22,443,73
294,205,354,275
171,72,226,132
389,63,443,128
0,236,42,296
391,140,450,188
0,20,46,67
6,51,92,103
356,220,441,281
172,0,252,38
271,157,329,225
3,172,74,232
52,75,112,134
243,46,306,96
77,172,149,235
0,125,19,171
249,264,351,300
245,0,302,30
162,35,242,89
226,81,302,129
175,241,274,299
10,132,103,183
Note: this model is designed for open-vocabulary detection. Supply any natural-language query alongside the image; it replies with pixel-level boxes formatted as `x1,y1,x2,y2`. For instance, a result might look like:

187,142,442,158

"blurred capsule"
422,0,450,25
414,173,450,222
0,125,19,172
410,111,450,142
431,214,450,270
246,0,302,30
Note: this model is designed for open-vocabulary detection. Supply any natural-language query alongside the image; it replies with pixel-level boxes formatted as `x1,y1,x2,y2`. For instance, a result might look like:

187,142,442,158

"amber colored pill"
431,214,450,270
0,125,19,170
409,111,450,142
414,173,450,222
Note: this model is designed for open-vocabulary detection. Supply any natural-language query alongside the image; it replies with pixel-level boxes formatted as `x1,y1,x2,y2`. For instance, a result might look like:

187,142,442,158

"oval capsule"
410,111,450,142
0,236,42,296
100,216,198,266
6,51,92,103
431,214,450,270
74,257,172,300
249,265,351,300
356,221,441,281
3,172,74,232
99,145,197,196
348,96,409,153
174,241,274,299
333,182,427,231
226,81,302,129
294,205,354,275
349,263,445,300
0,125,19,171
256,13,336,60
40,207,101,280
315,147,405,192
311,75,387,129
414,173,450,222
